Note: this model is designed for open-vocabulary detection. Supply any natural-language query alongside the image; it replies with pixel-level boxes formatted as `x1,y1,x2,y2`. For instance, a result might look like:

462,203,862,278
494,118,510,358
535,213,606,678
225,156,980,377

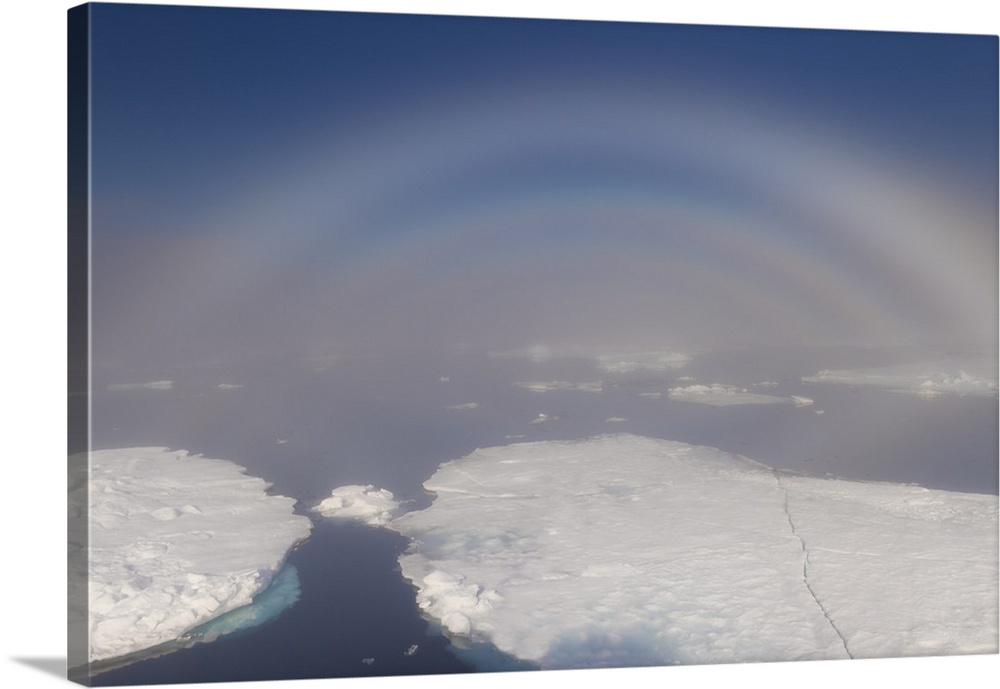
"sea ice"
184,565,302,643
488,345,691,372
314,485,400,526
514,381,603,393
596,350,691,373
74,447,312,665
384,435,998,669
803,360,998,397
667,383,797,406
105,380,174,392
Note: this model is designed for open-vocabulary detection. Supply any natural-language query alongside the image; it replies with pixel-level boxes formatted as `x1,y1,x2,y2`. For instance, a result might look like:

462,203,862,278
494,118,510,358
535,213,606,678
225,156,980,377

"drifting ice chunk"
314,485,400,526
596,351,691,373
514,381,603,393
387,434,998,669
668,383,792,406
488,345,691,372
72,447,312,665
105,380,174,392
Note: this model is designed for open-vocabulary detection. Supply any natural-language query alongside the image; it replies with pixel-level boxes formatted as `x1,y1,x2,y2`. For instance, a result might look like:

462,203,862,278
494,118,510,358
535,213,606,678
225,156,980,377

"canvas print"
67,2,999,686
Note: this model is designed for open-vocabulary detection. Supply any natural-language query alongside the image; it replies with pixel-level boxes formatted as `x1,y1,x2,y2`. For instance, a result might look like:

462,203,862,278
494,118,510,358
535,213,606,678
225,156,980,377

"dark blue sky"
91,3,996,214
85,2,998,365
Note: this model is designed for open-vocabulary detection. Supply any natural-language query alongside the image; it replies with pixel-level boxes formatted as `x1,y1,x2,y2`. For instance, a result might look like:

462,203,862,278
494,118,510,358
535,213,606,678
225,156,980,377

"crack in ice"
772,469,854,660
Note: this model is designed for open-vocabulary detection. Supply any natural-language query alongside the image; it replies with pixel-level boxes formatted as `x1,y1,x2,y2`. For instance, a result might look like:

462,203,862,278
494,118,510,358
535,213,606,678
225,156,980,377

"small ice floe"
667,384,790,407
597,350,691,373
361,657,375,666
803,362,998,398
106,380,174,392
638,392,663,399
514,381,603,393
528,413,559,425
447,402,479,411
276,438,289,445
405,644,419,656
439,376,450,383
215,383,244,390
314,485,399,526
505,434,526,440
605,417,628,423
790,395,814,407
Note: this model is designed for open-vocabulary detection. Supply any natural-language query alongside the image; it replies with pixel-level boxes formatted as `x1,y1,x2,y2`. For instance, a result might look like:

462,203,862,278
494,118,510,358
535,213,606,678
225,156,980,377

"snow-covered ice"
314,485,400,526
667,384,812,407
384,434,998,669
803,361,998,397
75,447,312,664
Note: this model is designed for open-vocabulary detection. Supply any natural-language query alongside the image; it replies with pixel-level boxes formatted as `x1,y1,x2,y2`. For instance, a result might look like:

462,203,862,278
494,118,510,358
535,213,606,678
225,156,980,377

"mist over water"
92,344,997,506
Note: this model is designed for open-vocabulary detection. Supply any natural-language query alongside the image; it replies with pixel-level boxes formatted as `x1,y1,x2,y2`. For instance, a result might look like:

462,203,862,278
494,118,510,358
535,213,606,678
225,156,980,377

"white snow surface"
314,485,400,526
803,361,998,397
81,447,312,663
387,434,998,669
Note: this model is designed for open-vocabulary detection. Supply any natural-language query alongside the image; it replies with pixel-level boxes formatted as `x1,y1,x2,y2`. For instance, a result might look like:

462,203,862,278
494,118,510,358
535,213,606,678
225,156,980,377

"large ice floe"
73,447,312,665
355,434,999,669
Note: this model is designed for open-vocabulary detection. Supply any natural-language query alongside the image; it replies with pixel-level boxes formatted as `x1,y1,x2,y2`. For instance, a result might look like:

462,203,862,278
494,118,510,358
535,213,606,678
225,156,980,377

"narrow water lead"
90,521,473,685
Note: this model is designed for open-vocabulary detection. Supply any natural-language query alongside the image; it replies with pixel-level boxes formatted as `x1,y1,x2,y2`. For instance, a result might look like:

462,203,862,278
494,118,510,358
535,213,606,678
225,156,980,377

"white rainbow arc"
105,78,996,357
